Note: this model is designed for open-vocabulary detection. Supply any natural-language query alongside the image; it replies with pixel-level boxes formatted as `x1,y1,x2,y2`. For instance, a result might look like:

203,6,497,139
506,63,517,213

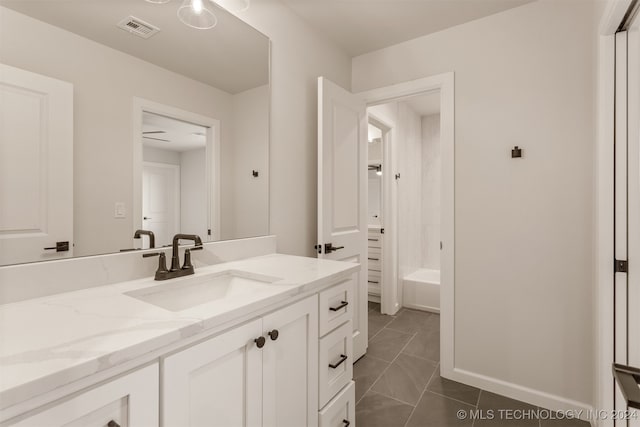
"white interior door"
142,162,179,248
0,63,73,265
317,76,368,361
614,13,640,424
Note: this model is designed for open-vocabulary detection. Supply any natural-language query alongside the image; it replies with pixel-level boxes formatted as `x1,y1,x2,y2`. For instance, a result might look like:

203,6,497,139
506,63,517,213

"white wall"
422,114,441,270
234,0,352,256
143,146,180,165
230,85,270,239
353,0,598,407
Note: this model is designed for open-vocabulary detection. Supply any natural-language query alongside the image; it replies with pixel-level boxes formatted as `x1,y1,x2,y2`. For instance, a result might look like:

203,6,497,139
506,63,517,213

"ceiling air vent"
117,16,160,39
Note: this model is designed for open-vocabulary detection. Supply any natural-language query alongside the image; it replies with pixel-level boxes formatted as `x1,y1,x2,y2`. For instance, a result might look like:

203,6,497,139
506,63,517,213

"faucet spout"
134,229,155,249
170,234,203,271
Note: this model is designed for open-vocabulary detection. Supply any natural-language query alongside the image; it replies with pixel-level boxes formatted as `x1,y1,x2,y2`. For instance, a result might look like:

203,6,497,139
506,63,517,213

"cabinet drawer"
319,321,353,408
319,381,356,427
367,270,381,285
9,364,159,427
367,234,382,249
319,278,353,336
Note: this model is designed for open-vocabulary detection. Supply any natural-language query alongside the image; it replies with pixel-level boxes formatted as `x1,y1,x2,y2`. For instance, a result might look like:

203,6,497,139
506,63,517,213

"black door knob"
268,329,279,341
255,336,266,348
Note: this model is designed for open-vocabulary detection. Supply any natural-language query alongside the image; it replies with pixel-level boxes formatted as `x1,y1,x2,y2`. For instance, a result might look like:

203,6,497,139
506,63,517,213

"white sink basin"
125,270,283,312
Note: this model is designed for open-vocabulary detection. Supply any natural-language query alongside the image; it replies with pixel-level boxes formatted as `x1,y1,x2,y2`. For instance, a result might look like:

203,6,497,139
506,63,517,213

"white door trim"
132,98,220,242
356,72,455,376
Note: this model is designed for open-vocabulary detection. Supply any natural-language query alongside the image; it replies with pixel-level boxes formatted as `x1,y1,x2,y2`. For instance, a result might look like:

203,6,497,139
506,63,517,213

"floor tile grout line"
402,362,440,427
357,328,418,407
422,389,479,409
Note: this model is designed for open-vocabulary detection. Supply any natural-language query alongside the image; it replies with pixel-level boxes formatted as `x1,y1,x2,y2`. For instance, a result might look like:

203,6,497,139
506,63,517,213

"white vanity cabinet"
7,364,159,427
317,277,356,427
162,295,319,427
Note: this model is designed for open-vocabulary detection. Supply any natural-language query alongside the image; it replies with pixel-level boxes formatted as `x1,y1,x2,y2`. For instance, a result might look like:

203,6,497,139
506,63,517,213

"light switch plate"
114,202,126,219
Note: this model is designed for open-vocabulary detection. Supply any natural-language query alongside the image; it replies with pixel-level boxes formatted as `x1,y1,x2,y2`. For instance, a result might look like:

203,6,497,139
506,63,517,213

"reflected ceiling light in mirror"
178,0,218,29
212,0,250,12
145,0,171,3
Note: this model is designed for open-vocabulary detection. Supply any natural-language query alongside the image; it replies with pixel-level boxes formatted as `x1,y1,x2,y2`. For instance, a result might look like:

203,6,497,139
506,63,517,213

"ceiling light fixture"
178,0,217,29
145,0,171,3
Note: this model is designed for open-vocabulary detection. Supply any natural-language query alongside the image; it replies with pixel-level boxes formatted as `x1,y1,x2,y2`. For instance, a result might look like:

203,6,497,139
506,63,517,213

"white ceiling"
403,91,441,116
0,0,269,93
280,0,534,56
142,112,207,152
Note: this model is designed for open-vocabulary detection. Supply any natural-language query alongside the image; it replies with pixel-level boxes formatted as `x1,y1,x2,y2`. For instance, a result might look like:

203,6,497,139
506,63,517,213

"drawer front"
367,270,381,285
319,278,353,337
9,364,159,427
319,381,355,427
319,321,353,408
367,234,382,249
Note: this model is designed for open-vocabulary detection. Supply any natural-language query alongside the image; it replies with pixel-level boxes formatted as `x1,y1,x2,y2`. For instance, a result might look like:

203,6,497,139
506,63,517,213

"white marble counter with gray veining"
0,254,358,411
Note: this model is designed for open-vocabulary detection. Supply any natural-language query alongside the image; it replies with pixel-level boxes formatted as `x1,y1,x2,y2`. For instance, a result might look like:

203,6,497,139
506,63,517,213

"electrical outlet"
114,202,126,219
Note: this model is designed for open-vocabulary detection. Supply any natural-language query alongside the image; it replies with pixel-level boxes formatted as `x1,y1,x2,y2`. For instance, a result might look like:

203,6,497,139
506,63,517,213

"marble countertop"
0,254,359,410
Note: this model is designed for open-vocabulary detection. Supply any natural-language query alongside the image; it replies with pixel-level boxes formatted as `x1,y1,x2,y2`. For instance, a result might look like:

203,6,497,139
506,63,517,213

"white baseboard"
402,302,440,314
445,368,594,425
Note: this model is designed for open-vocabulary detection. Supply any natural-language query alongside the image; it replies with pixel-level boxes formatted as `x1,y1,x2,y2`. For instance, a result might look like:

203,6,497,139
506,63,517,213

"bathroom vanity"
0,252,358,427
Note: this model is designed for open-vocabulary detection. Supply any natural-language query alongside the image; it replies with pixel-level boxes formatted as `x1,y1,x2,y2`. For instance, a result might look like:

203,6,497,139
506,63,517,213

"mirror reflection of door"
141,112,208,248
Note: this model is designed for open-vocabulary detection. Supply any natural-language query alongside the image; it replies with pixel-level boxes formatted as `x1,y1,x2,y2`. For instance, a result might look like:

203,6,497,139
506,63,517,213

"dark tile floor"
354,302,589,427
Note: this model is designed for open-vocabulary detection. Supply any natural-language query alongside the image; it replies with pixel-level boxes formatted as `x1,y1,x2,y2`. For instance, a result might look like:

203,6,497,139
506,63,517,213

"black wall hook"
511,146,523,158
252,170,259,177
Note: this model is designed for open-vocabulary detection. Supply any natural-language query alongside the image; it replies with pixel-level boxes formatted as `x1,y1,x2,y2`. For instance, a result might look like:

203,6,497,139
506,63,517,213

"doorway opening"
141,112,208,248
132,98,220,249
365,90,442,318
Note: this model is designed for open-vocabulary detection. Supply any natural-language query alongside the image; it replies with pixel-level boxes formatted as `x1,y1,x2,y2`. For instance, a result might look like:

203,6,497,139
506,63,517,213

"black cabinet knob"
268,329,279,341
255,336,266,348
107,421,121,427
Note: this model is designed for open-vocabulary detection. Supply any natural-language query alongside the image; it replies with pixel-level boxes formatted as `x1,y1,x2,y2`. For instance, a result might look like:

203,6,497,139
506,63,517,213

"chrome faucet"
134,229,155,249
144,233,203,281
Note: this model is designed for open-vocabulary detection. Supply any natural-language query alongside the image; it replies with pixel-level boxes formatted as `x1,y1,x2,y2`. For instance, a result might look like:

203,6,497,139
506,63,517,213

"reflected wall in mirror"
0,0,270,266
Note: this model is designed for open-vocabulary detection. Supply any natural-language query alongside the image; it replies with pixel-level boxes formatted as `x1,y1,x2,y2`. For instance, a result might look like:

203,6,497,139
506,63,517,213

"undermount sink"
125,270,283,312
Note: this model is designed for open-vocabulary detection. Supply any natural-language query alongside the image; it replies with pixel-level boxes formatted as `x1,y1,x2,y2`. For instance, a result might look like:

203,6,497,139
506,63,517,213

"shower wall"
421,114,441,269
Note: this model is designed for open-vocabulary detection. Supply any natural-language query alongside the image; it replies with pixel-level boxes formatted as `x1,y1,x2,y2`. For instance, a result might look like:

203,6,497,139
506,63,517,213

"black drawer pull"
368,280,379,284
343,420,350,427
329,301,348,311
329,354,348,369
368,238,378,242
107,421,121,427
368,257,379,261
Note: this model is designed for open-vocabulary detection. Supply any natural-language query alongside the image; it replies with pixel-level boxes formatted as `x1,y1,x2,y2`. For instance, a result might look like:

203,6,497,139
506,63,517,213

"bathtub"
402,269,440,313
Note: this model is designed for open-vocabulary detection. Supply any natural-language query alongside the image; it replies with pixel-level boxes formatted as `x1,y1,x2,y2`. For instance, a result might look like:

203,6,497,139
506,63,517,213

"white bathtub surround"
0,236,276,305
421,114,441,270
0,254,358,417
403,268,441,313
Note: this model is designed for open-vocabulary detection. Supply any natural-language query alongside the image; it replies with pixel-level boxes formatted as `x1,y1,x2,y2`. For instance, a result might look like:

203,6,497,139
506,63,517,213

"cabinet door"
9,364,158,427
262,296,318,427
163,319,263,427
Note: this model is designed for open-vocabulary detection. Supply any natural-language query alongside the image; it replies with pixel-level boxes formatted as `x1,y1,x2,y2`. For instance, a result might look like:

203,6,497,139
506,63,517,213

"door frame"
366,114,397,314
356,71,455,376
596,0,636,425
132,98,220,242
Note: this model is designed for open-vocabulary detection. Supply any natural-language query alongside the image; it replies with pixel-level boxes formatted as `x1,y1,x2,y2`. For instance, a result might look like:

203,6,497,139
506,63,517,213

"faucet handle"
182,249,193,270
143,252,169,274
